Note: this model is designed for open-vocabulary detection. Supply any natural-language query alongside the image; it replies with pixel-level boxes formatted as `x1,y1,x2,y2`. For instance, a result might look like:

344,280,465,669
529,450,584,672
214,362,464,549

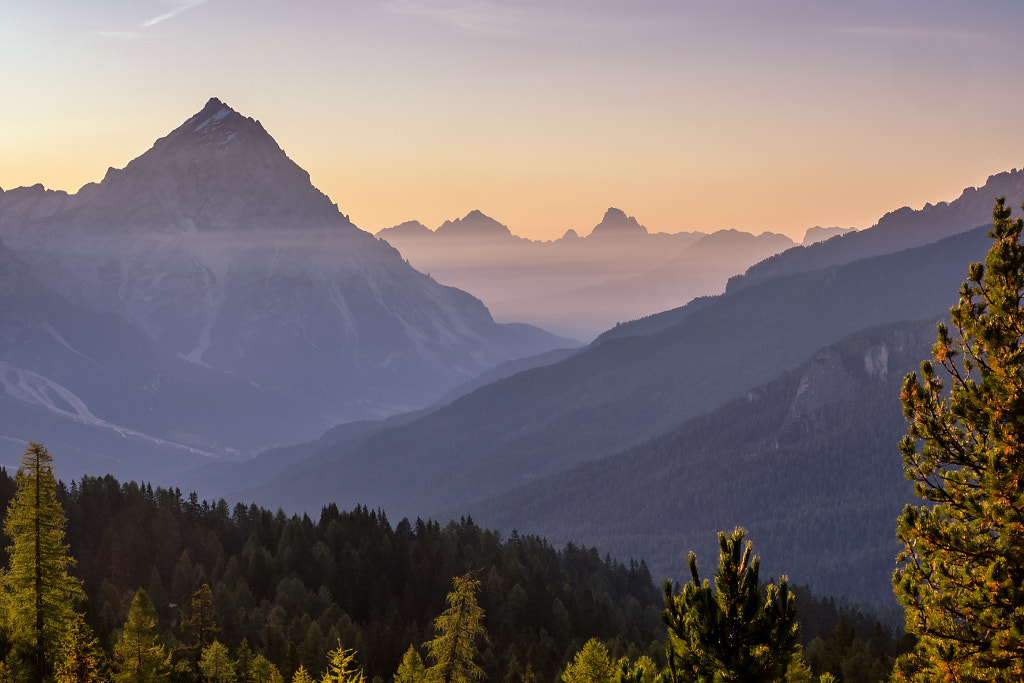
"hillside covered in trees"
0,455,903,682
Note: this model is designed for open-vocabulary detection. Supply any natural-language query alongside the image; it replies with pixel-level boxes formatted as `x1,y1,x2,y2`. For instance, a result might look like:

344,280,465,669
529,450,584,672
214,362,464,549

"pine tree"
424,573,488,683
2,442,83,682
894,198,1024,681
662,528,798,682
291,667,314,683
113,588,170,683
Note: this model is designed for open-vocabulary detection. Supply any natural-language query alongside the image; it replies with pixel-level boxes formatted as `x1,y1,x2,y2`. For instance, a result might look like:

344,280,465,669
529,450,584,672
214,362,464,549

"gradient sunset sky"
3,1,1023,241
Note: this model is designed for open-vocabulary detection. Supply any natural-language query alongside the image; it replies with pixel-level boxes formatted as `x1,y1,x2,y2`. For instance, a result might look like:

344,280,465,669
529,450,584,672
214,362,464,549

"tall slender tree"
2,442,82,682
424,573,488,683
113,589,170,683
894,198,1024,681
662,528,797,683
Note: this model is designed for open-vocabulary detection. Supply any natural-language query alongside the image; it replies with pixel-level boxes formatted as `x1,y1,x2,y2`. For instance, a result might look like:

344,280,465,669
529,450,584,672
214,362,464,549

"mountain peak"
169,97,268,151
588,207,647,239
435,210,513,239
76,98,347,233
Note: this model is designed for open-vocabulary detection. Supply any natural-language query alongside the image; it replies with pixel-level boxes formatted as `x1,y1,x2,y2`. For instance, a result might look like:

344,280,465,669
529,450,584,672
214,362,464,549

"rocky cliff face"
0,98,571,434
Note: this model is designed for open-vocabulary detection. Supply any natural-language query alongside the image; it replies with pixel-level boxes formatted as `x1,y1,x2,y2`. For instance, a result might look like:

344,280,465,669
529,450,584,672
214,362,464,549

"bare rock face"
0,98,570,430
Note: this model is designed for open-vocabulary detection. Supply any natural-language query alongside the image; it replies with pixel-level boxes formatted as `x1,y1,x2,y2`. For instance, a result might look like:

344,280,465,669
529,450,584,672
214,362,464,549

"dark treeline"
0,468,903,681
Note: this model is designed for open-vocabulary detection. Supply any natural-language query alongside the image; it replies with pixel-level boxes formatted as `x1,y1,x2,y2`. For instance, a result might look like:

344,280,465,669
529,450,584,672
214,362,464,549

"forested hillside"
461,318,937,607
0,464,903,681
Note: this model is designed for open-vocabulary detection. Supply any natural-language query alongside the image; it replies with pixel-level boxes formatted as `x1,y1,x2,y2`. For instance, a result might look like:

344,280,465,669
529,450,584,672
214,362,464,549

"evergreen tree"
561,639,614,683
177,584,219,670
320,643,363,683
236,640,253,683
894,198,1024,681
424,573,488,683
291,667,314,683
113,589,169,683
199,641,236,683
54,614,101,683
393,646,427,683
662,528,798,682
249,655,282,683
2,442,82,682
613,656,657,683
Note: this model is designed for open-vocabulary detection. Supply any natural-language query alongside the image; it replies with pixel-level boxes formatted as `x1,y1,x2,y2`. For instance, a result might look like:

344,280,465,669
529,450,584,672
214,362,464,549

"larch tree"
177,583,219,671
2,441,82,682
113,588,170,683
198,641,235,683
321,643,364,683
249,655,282,683
662,528,798,683
424,572,488,683
393,646,427,683
894,198,1024,681
54,614,101,683
561,639,614,683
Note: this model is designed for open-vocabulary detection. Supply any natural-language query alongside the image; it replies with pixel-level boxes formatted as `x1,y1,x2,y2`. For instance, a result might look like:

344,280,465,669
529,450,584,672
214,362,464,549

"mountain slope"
0,98,573,441
457,319,937,606
221,224,994,520
0,238,328,479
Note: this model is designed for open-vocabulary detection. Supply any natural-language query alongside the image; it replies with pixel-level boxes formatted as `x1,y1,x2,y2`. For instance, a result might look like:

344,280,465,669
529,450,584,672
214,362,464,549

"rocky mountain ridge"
0,98,573,472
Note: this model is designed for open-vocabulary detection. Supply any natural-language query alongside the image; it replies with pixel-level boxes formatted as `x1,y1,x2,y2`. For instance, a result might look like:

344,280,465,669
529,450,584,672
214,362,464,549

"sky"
2,0,1024,242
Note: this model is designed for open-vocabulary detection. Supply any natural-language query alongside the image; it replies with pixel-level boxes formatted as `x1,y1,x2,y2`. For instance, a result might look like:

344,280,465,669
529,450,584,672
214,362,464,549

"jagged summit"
170,96,269,149
71,97,348,233
435,210,513,239
588,207,647,238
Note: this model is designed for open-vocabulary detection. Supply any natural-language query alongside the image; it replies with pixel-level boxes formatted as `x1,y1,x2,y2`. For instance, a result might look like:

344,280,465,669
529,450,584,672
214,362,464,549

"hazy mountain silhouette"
377,208,794,339
729,168,1024,291
0,98,574,470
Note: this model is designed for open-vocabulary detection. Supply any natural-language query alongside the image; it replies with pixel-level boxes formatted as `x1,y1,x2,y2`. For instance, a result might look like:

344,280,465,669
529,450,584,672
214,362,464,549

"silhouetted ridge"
728,168,1024,291
435,210,513,239
588,207,647,238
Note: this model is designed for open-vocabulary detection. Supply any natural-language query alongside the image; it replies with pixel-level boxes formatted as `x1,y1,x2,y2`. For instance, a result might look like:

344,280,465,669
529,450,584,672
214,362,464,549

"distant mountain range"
0,98,573,478
376,208,800,339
